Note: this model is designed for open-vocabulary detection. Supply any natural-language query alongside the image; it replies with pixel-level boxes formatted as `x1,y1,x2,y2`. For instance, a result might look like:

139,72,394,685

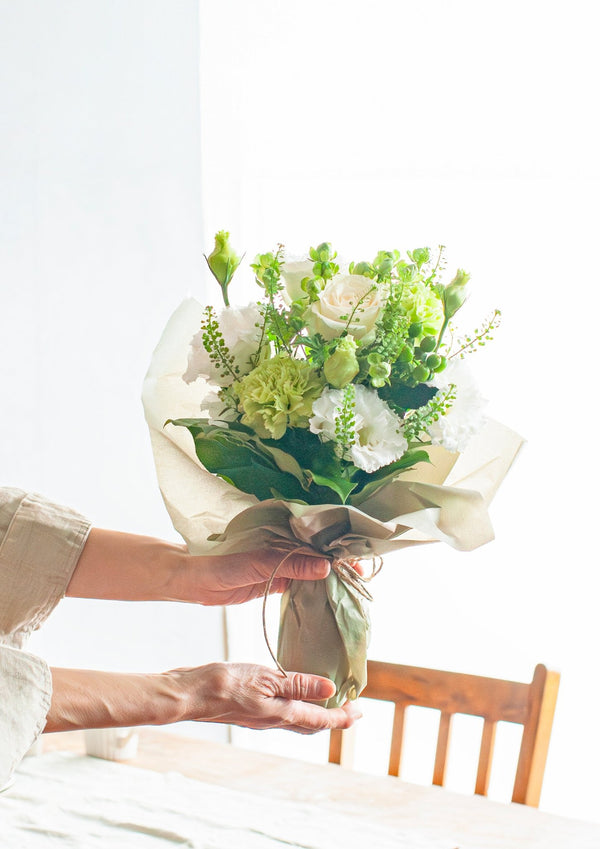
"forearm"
66,528,187,602
44,663,361,735
44,667,188,732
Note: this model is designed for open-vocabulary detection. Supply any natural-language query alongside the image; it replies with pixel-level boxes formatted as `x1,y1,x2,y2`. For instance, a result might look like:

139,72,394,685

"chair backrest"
329,661,560,806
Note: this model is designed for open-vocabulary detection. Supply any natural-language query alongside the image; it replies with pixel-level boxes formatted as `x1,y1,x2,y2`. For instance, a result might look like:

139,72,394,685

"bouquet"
142,232,522,708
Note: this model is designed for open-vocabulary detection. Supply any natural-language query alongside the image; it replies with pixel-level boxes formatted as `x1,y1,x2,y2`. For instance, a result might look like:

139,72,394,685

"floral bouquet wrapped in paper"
142,232,522,708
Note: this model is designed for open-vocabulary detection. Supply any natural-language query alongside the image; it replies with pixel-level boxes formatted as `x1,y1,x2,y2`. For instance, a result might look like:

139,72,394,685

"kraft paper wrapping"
142,299,524,707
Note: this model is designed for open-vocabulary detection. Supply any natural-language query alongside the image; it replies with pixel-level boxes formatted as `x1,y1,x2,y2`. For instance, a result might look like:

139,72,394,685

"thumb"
275,672,336,703
275,554,331,581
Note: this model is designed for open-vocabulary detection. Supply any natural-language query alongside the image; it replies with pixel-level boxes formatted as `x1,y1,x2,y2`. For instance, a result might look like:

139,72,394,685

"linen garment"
0,488,91,788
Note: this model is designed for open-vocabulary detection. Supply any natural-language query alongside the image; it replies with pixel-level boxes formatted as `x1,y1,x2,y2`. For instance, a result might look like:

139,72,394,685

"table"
5,730,599,848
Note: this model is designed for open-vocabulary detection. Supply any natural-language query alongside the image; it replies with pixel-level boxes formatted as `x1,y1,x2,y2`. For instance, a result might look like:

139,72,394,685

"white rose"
308,275,383,342
183,303,261,386
428,360,487,453
309,384,407,474
280,258,313,304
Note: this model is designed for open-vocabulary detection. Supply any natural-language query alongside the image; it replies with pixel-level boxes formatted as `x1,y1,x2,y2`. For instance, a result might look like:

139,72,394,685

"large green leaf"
167,419,308,502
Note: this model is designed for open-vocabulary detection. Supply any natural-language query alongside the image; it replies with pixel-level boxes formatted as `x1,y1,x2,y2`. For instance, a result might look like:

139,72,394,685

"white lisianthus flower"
309,384,407,473
280,258,313,304
428,360,487,453
183,303,261,386
307,275,383,343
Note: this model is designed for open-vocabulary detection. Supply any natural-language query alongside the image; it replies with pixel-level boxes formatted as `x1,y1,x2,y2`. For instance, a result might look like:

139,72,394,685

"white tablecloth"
3,751,599,849
2,753,415,849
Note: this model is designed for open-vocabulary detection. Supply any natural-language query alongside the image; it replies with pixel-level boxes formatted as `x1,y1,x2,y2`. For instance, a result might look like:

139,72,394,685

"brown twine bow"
261,545,383,677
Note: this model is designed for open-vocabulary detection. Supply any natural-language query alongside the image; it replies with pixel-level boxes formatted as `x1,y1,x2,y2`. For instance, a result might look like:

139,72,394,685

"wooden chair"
329,661,560,807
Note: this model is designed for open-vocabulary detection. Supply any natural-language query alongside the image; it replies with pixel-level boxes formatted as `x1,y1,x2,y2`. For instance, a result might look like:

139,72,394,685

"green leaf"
167,419,308,502
309,471,358,505
255,439,310,489
378,382,438,412
350,449,431,505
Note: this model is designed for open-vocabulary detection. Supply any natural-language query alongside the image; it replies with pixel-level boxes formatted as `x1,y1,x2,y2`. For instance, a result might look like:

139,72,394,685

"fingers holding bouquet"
167,662,362,734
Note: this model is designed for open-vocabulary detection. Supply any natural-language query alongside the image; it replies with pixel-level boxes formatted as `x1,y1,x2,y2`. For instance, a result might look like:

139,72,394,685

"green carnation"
236,355,323,439
399,280,444,338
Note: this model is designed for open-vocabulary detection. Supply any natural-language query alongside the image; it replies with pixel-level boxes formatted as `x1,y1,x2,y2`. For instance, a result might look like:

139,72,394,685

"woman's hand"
171,549,331,606
166,662,361,733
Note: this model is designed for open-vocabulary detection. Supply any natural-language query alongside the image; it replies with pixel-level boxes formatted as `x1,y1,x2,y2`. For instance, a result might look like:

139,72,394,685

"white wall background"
1,0,599,825
0,0,227,741
197,0,600,823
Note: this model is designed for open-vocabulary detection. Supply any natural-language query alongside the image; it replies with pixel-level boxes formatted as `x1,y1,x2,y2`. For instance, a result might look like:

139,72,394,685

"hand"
173,549,332,606
166,662,362,734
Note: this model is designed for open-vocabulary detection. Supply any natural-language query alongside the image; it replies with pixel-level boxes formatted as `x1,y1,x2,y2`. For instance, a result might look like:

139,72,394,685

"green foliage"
402,386,457,443
200,306,238,381
167,419,309,501
449,309,502,359
350,448,431,505
334,384,357,458
377,381,438,415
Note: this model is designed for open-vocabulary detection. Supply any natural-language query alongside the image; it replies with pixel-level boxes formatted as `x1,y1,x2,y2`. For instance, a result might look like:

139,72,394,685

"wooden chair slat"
432,711,452,786
475,719,497,796
388,703,405,777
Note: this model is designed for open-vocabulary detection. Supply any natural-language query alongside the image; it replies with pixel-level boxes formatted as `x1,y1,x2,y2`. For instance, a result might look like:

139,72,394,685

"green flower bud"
206,231,242,307
349,261,374,278
443,269,470,319
373,250,399,278
310,242,335,262
412,363,430,383
408,247,430,268
368,358,391,388
323,336,360,389
419,335,437,353
301,276,323,301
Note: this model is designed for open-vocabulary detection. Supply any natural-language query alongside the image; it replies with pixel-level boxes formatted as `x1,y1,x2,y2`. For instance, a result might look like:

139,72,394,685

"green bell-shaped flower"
206,230,242,307
442,269,471,319
323,336,360,389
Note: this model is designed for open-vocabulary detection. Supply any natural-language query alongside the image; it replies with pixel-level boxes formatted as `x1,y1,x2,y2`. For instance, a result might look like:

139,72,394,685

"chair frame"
329,661,560,806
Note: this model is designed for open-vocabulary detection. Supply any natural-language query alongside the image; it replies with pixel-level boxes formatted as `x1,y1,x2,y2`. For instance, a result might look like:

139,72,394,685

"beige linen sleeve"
0,487,91,788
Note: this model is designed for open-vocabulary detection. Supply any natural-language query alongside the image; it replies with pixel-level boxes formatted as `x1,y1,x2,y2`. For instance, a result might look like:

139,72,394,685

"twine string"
261,544,384,677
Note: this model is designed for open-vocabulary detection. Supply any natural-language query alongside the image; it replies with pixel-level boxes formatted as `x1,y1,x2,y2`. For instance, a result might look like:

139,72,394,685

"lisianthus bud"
443,269,470,319
206,231,242,307
323,336,359,389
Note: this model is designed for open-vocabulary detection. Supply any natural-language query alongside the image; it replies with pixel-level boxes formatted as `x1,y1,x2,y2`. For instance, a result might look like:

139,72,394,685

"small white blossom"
309,384,407,473
183,303,261,386
280,257,313,304
428,360,487,453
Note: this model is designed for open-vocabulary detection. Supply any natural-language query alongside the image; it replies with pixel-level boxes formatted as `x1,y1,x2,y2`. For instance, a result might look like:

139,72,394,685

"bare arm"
45,664,361,735
66,528,331,605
